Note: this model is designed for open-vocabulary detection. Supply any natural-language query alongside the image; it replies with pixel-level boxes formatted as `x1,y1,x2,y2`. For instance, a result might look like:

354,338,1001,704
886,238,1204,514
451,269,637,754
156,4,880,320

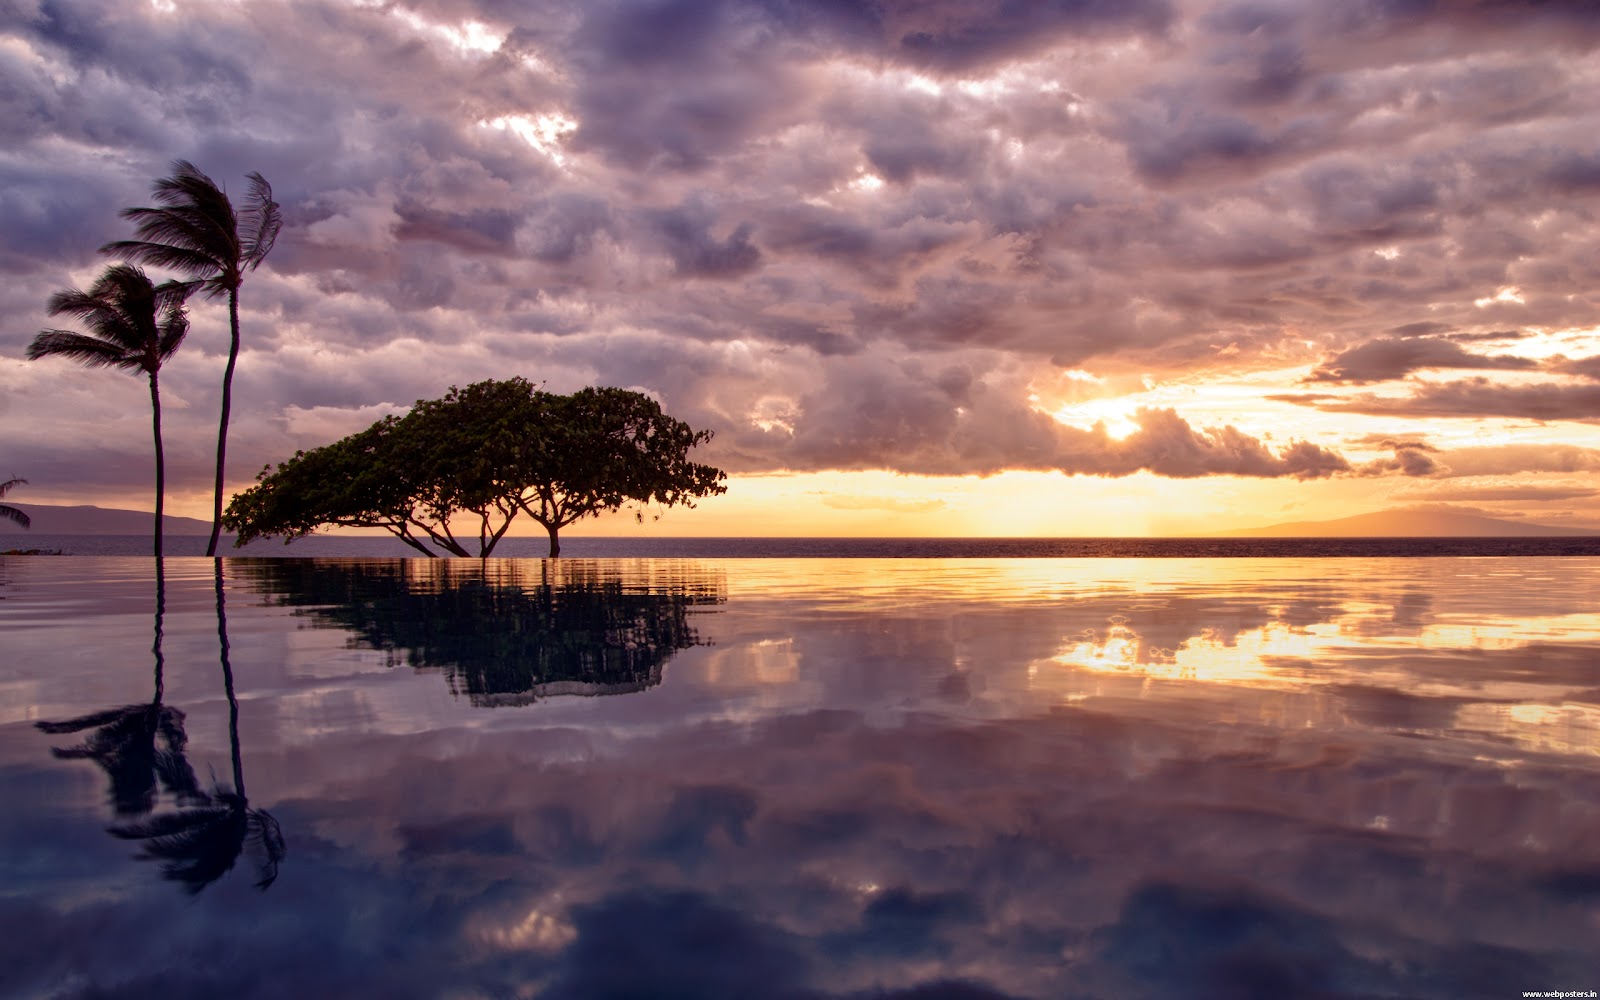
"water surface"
2,556,1597,998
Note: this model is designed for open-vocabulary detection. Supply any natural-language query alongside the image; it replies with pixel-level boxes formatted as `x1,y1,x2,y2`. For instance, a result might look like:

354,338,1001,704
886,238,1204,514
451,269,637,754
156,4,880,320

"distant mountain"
1218,509,1600,538
0,503,214,535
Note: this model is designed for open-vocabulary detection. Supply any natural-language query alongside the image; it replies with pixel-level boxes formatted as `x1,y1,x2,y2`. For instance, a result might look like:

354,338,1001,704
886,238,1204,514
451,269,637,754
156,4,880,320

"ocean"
2,553,1596,996
10,532,1600,557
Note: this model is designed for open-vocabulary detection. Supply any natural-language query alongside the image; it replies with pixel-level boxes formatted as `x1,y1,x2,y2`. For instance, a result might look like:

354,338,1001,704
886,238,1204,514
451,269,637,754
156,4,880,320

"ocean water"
11,531,1600,558
2,554,1598,998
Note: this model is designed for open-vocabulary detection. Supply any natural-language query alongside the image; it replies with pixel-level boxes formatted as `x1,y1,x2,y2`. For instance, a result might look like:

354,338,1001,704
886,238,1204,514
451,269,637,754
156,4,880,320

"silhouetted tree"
27,265,188,558
224,379,727,556
103,161,282,556
0,476,29,529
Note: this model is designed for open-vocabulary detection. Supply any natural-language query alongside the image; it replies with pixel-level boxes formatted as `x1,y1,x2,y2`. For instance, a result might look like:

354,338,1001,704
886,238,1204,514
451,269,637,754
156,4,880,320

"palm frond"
0,478,28,527
100,160,241,289
118,204,232,251
45,286,116,323
153,161,237,223
102,234,229,287
239,171,282,270
154,279,191,358
26,330,141,371
30,264,188,375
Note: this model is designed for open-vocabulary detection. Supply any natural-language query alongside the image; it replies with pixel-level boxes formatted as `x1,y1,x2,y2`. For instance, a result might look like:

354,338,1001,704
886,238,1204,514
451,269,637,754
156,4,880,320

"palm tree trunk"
150,371,164,560
206,291,241,556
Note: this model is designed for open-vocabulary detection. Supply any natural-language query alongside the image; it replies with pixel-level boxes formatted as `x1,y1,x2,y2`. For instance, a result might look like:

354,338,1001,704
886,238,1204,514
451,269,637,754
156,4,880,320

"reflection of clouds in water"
218,700,1597,998
1037,600,1600,755
5,557,1600,996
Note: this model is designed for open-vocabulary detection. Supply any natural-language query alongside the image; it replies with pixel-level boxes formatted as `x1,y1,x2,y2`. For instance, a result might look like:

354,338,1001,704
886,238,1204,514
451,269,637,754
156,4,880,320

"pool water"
2,556,1597,998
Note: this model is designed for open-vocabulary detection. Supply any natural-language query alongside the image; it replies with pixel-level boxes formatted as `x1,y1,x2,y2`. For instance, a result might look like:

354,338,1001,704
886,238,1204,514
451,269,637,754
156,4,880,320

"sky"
4,0,1600,537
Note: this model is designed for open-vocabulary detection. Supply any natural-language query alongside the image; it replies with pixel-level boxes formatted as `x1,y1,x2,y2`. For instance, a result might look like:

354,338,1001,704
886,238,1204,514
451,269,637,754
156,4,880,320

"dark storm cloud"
394,202,521,256
5,0,1600,503
645,200,763,278
878,0,1175,75
1306,336,1538,383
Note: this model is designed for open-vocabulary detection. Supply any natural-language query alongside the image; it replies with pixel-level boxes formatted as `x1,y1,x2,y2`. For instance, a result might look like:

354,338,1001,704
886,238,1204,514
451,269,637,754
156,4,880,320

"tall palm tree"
27,264,189,558
0,476,28,529
102,161,282,556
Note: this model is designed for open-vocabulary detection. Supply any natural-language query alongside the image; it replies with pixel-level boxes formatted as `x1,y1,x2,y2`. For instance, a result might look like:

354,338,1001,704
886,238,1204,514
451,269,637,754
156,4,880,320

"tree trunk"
149,371,164,561
545,521,561,558
206,290,242,557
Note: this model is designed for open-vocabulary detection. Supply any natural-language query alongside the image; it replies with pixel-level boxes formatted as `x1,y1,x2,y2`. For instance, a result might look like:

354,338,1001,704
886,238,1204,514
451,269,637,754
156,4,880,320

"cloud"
721,357,1353,479
818,494,949,514
1393,485,1600,503
1293,379,1600,422
4,0,1600,506
1427,444,1600,479
1355,440,1440,478
1553,355,1600,381
1306,337,1538,384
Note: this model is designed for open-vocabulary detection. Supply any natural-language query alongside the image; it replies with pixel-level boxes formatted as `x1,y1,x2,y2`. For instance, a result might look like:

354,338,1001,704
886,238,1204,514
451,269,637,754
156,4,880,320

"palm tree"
0,476,28,529
102,161,282,556
27,264,189,558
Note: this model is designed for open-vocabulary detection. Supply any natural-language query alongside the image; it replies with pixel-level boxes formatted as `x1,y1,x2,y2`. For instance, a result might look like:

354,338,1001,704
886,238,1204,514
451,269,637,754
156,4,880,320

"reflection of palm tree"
1,476,29,529
26,265,188,558
36,557,200,815
102,161,282,556
109,561,285,893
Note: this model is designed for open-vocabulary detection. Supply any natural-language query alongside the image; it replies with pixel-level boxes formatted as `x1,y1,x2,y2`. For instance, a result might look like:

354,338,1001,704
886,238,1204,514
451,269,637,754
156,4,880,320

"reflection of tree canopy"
236,559,725,707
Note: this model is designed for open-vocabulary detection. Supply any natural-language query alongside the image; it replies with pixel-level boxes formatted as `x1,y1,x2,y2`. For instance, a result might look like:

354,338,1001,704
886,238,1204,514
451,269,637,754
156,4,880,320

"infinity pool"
2,556,1597,997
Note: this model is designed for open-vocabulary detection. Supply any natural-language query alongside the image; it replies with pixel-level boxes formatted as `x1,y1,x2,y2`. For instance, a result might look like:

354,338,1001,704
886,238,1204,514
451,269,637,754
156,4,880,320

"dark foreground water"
2,555,1598,998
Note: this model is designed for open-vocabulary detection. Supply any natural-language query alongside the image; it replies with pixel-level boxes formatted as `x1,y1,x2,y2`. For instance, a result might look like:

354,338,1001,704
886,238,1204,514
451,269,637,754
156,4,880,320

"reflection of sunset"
1040,598,1600,756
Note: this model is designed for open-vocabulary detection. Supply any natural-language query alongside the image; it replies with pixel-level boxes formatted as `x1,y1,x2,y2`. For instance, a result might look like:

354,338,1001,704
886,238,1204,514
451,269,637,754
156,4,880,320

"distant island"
7,501,1600,539
0,503,214,535
1217,509,1600,538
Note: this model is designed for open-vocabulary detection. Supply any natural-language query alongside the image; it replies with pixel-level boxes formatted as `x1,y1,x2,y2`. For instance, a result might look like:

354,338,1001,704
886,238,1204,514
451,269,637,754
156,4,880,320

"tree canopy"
223,378,726,556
